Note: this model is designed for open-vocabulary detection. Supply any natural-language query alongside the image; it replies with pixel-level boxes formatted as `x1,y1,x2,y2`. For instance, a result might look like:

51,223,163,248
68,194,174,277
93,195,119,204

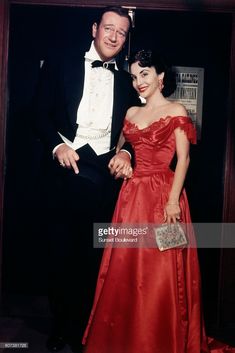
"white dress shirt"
57,41,116,156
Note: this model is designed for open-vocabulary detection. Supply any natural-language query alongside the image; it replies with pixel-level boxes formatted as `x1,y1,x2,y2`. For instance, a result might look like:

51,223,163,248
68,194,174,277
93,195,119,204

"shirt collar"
85,41,118,70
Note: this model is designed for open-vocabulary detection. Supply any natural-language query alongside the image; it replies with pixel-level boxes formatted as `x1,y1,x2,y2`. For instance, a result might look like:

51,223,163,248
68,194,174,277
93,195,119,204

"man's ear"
92,23,97,38
159,72,165,80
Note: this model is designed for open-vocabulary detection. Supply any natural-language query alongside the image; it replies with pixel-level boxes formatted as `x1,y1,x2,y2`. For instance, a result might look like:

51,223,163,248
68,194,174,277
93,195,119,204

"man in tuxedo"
34,6,139,353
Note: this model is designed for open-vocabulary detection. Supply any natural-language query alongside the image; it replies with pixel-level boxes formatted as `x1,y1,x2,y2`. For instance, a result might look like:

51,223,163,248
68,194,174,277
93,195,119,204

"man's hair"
95,6,132,30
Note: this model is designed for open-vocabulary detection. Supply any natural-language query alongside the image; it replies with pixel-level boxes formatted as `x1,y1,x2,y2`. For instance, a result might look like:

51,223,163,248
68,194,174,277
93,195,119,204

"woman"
82,50,235,353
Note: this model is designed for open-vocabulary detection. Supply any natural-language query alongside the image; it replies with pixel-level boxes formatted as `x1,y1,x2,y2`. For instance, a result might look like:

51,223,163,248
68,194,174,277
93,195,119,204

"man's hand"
54,143,79,174
108,151,133,180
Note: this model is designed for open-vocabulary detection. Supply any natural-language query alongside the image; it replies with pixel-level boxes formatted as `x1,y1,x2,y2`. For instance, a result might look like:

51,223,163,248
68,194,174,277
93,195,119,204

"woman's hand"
163,203,181,224
108,151,133,180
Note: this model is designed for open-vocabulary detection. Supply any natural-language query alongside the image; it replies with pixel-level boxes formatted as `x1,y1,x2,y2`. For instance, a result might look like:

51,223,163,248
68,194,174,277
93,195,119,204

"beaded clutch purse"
154,223,187,251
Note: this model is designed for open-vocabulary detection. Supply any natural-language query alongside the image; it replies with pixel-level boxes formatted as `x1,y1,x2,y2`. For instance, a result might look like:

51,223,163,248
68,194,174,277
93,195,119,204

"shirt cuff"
52,143,65,158
119,149,132,160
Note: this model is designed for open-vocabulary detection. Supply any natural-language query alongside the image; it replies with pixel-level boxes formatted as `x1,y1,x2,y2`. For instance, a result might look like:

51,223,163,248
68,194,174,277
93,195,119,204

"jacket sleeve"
33,58,64,153
120,75,140,163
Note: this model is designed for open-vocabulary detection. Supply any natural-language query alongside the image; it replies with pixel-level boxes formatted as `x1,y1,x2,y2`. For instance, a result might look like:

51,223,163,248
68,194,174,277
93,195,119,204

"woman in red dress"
82,50,235,353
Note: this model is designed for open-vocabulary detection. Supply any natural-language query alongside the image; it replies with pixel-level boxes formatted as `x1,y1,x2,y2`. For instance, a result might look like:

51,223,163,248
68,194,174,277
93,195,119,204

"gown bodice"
123,115,196,176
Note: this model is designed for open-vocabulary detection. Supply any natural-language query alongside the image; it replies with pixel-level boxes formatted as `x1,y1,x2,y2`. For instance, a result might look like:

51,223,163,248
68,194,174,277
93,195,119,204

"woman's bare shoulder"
126,106,141,120
167,101,188,117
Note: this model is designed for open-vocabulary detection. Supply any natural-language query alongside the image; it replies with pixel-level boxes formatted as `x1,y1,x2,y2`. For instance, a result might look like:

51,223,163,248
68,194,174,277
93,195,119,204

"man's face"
92,11,130,62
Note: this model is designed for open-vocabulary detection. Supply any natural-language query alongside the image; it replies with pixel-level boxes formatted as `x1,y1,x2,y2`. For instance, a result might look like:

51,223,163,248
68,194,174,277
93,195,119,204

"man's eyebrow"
104,23,127,32
139,69,150,74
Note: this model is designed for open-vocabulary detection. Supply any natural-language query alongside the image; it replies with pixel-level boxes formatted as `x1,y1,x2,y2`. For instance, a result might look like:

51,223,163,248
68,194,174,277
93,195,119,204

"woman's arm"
108,107,139,179
164,127,190,223
116,131,125,153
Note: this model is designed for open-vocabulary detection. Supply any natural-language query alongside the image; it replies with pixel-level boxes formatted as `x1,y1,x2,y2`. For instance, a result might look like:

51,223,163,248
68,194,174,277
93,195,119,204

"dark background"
3,4,232,331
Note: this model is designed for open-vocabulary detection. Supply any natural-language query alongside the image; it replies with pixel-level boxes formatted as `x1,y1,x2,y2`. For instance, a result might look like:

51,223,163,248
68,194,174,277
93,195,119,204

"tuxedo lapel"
111,70,129,147
63,56,85,129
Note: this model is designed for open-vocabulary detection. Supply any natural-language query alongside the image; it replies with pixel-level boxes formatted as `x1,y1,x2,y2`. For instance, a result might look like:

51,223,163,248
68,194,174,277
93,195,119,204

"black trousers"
44,145,121,343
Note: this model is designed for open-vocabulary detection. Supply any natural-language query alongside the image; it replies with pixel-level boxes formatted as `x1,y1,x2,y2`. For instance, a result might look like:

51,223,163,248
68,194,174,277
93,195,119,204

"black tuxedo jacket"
34,48,139,154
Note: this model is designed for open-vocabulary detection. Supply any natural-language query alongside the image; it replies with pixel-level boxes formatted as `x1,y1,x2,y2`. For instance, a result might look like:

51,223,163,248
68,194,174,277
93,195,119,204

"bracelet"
166,202,179,206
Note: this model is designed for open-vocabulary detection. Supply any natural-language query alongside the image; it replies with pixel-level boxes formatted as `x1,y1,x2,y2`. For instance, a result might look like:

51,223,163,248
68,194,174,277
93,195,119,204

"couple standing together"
34,6,233,353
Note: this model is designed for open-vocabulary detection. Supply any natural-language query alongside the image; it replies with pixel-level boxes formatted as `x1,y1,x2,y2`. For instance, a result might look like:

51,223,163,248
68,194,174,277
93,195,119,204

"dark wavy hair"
129,49,176,97
95,6,132,31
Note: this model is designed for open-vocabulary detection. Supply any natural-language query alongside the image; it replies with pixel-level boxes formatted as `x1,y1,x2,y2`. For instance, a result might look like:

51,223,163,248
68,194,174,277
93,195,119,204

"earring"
158,79,164,92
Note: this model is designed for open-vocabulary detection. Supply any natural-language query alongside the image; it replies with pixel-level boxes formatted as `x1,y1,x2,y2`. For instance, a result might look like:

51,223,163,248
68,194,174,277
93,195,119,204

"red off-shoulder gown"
82,116,235,353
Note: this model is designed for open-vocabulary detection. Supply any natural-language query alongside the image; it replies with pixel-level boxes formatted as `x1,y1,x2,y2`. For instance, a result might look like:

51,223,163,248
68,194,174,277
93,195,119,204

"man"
34,6,139,353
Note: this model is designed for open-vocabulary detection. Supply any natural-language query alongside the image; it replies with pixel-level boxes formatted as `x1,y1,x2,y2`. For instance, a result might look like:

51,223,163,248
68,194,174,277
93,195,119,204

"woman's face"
130,62,163,99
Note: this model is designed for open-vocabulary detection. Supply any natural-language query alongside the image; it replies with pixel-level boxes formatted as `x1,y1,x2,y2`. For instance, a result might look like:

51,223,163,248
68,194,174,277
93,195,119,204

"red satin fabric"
83,116,235,353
